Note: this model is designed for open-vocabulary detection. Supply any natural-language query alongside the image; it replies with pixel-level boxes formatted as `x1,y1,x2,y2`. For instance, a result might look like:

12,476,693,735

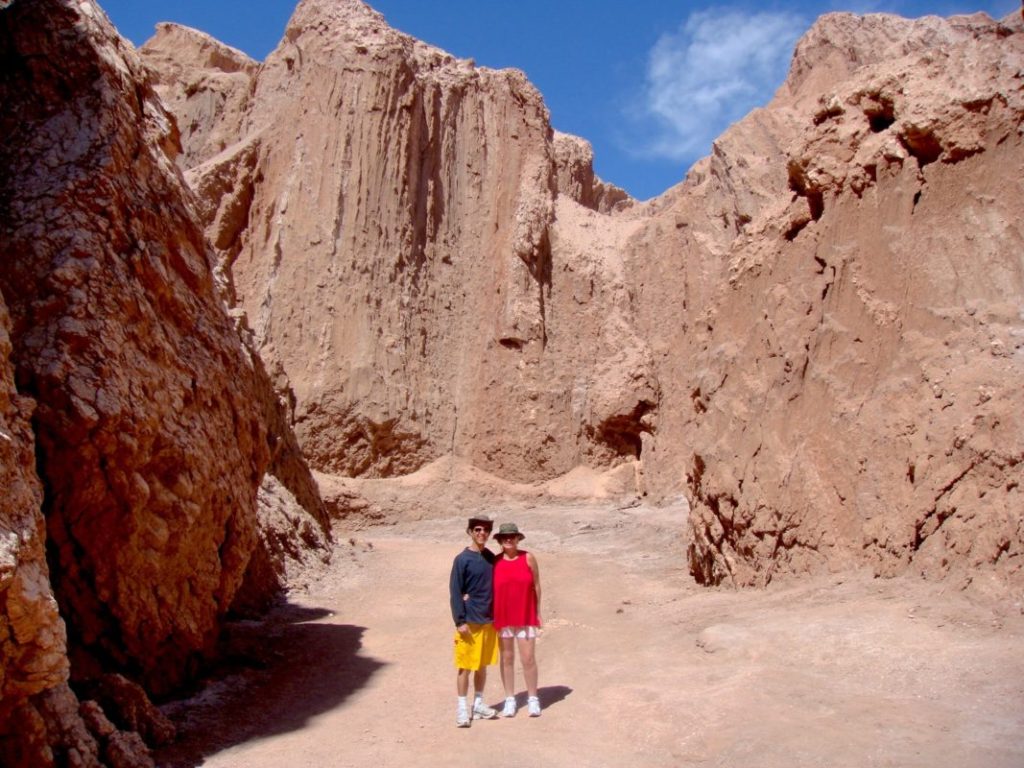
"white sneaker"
527,696,541,717
502,697,516,717
456,707,471,727
473,699,498,719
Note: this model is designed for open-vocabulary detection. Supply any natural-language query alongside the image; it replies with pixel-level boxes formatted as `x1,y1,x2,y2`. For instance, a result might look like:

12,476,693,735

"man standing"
449,515,500,727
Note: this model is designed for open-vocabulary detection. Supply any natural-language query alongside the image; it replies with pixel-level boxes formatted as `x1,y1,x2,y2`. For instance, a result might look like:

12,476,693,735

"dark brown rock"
0,0,271,696
78,674,175,748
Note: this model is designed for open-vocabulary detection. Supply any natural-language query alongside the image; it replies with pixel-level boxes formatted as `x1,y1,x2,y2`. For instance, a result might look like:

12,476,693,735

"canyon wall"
142,0,657,486
0,0,328,764
0,1,1020,763
148,2,1022,591
630,12,1024,588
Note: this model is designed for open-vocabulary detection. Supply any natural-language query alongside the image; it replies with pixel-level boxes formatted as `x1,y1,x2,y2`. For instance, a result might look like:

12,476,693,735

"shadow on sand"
155,603,385,767
504,684,573,712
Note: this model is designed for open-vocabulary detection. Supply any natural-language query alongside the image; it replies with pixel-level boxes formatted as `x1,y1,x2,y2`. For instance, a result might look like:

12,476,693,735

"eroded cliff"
147,2,1022,593
630,12,1024,589
142,0,656,485
2,3,1021,763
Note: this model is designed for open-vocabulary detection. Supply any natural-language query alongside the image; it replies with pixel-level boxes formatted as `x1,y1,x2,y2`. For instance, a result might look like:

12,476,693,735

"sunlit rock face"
142,0,655,485
149,0,1023,594
629,12,1024,589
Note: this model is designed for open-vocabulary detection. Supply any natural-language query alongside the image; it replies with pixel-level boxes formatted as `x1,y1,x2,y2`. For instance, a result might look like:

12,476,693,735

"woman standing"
492,522,542,717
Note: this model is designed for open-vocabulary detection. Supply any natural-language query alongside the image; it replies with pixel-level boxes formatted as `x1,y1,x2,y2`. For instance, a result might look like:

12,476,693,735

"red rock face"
0,0,272,696
0,294,78,764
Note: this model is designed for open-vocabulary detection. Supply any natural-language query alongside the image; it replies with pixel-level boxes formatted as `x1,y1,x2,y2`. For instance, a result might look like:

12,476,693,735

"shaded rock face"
142,0,654,483
0,296,85,766
630,12,1024,588
232,474,331,615
0,0,276,703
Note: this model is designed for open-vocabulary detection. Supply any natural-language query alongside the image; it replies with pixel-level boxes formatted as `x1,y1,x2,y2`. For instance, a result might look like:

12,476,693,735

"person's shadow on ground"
155,602,385,768
502,685,573,712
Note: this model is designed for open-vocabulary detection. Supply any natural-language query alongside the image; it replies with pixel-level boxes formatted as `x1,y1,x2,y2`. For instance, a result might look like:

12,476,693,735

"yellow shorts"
453,623,499,670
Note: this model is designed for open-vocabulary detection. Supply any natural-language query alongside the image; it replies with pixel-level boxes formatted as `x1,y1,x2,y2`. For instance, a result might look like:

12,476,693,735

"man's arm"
449,555,467,627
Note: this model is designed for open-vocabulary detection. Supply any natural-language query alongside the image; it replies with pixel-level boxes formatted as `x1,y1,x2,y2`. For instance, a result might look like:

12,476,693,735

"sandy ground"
155,497,1024,768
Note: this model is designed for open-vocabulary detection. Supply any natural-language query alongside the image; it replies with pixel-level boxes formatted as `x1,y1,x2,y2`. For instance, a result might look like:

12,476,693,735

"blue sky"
101,0,1017,200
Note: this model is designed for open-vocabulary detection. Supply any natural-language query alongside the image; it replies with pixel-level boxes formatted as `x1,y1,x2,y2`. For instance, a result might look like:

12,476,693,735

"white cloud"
636,8,807,161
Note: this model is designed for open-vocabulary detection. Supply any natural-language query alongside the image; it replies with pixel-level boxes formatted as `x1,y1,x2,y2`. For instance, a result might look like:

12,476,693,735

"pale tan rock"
141,22,258,170
630,12,1024,588
148,1,1022,597
148,0,657,485
552,130,633,214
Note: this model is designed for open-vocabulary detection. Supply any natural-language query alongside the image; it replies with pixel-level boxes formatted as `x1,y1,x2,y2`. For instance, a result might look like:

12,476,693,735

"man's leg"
455,668,472,727
471,667,498,719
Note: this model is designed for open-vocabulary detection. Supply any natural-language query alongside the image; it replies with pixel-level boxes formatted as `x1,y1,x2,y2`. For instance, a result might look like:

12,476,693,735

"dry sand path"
156,501,1024,767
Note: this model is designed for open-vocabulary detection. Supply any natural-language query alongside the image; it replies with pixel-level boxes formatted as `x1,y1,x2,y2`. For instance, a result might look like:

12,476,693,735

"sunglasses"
471,526,492,533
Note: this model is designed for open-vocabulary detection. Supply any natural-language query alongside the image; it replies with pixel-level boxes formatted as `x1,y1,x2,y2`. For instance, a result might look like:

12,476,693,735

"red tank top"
493,551,539,629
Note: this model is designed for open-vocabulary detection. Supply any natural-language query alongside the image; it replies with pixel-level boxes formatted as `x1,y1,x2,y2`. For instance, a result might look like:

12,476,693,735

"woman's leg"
517,636,538,697
499,636,516,698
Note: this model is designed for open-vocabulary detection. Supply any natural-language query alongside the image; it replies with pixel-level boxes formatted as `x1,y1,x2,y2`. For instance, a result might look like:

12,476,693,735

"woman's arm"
527,551,541,623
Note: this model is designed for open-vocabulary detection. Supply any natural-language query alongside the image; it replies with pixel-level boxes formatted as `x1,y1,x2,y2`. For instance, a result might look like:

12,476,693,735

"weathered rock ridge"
149,2,1022,593
646,11,1024,590
0,0,329,765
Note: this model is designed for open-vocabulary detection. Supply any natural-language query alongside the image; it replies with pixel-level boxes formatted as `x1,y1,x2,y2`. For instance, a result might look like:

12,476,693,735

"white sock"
474,693,483,703
457,696,468,710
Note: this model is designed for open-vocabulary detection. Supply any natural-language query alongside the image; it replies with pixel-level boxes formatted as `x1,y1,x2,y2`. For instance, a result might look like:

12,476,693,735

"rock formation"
141,0,658,486
148,2,1022,594
629,12,1024,589
2,1,1021,762
1,0,265,694
0,0,328,764
0,295,84,766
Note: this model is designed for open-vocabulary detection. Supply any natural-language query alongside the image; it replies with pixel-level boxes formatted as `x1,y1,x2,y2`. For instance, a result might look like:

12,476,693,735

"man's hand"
457,623,471,637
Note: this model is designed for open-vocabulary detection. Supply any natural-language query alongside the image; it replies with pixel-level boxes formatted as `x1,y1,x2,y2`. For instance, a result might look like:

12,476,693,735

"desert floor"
155,496,1024,768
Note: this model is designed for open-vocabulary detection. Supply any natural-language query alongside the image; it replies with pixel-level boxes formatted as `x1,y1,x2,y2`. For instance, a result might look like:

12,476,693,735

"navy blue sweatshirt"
449,547,496,626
